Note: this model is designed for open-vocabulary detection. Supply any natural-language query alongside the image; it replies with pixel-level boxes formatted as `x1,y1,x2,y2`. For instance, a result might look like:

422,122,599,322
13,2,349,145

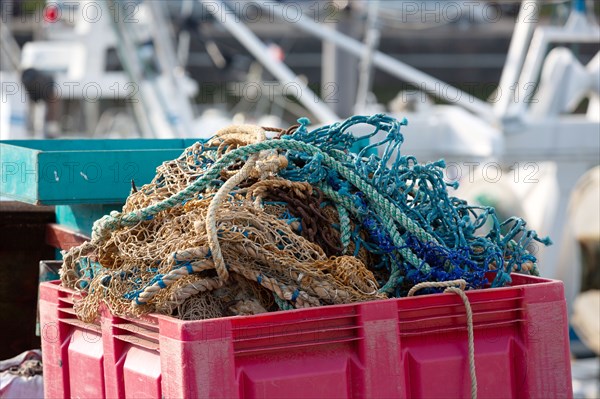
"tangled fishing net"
60,115,551,323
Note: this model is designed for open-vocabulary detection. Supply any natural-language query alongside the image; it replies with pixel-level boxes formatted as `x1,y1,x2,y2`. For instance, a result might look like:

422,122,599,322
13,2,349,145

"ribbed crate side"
396,282,531,399
102,311,162,398
231,302,363,398
38,276,573,399
237,349,357,399
159,318,238,399
66,328,105,398
522,295,573,398
39,284,68,399
122,345,161,398
101,312,126,399
40,281,106,399
357,300,405,398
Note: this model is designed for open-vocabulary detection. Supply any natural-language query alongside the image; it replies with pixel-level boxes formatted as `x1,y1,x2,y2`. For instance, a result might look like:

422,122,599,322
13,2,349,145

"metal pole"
355,0,381,113
106,0,156,137
198,0,339,124
146,1,196,137
0,22,21,72
494,0,539,118
255,0,494,121
333,8,361,118
321,24,338,110
177,0,195,66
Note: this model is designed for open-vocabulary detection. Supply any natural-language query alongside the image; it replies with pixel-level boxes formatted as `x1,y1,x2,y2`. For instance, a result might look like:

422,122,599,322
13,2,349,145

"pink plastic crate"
39,274,572,398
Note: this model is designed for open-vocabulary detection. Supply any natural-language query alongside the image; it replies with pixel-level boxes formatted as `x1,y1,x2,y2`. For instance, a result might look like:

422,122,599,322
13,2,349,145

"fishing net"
60,115,550,323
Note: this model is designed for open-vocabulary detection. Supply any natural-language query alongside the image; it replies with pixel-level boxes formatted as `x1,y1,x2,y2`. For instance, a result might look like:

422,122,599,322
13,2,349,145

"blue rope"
84,114,549,302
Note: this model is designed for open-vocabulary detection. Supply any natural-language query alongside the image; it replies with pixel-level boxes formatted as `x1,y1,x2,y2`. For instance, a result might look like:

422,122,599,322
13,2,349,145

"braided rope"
318,183,429,274
408,279,477,399
133,230,384,311
206,154,258,281
208,124,266,148
91,140,437,249
229,264,317,308
60,116,549,323
135,260,216,305
246,179,313,208
169,277,224,306
336,204,351,254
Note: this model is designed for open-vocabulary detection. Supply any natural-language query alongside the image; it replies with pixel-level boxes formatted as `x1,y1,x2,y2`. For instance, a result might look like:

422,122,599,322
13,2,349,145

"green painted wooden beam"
1,139,203,205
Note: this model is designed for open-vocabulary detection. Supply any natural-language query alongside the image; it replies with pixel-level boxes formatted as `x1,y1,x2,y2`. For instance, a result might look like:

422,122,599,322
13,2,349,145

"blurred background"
2,0,598,136
0,1,599,397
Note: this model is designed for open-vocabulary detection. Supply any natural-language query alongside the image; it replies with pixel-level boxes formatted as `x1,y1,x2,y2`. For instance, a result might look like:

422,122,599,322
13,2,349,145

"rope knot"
91,211,122,241
253,151,288,179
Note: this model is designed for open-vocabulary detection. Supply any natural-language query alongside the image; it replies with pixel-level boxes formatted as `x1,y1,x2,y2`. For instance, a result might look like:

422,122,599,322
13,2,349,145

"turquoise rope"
335,204,351,254
318,183,428,272
84,114,550,301
92,139,437,248
273,293,294,311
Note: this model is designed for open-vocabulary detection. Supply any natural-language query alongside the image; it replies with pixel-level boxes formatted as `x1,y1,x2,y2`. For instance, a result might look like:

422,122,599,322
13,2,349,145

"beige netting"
59,117,549,323
61,125,385,323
